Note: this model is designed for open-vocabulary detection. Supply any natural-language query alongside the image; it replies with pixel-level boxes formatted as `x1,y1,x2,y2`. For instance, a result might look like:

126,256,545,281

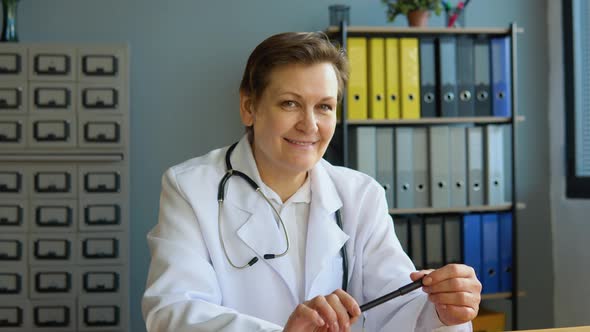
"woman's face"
240,62,338,179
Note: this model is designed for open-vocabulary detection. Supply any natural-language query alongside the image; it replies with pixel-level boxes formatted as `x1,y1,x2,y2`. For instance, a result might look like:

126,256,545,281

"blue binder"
457,35,475,117
481,213,500,294
474,36,492,116
462,214,482,283
491,37,512,117
499,212,513,292
438,36,458,117
420,37,438,117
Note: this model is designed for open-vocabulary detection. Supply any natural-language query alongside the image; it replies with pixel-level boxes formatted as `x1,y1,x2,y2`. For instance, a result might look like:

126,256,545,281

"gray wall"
547,0,590,327
14,0,554,331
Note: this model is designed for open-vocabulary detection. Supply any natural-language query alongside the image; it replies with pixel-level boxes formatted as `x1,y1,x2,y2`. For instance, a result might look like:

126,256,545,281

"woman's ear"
239,91,255,127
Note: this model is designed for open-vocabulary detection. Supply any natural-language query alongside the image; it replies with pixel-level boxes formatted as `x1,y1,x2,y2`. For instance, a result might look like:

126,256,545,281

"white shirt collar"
240,136,311,206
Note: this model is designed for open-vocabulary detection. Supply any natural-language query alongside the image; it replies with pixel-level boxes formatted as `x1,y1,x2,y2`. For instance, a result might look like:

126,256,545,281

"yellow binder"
368,38,386,119
400,38,421,119
385,38,401,119
346,37,368,120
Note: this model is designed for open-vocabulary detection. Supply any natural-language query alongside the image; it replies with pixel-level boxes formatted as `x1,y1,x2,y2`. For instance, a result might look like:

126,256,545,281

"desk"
512,327,590,332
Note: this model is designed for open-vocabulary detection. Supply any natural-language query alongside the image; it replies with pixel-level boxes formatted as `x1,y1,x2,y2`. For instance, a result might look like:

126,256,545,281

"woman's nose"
297,109,319,133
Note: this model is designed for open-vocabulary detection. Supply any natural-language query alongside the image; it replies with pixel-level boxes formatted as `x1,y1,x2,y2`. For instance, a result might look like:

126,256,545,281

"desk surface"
513,327,590,332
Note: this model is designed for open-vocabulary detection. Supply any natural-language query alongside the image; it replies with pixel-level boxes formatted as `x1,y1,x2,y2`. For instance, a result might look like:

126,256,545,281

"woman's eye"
282,100,297,108
319,104,334,111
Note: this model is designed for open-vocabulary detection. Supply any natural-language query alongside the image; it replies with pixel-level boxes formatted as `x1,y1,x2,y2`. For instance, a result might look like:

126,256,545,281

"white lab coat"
142,135,472,332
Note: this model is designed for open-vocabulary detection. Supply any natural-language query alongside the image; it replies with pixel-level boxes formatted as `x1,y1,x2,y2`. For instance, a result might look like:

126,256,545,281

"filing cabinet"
1,43,129,331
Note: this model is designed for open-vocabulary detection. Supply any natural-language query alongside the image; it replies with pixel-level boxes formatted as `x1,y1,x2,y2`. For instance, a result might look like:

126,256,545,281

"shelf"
326,26,524,36
341,116,515,126
481,291,526,300
0,152,124,162
390,203,516,215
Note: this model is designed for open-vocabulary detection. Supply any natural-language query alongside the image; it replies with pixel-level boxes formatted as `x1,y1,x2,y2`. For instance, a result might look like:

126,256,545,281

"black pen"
359,277,425,312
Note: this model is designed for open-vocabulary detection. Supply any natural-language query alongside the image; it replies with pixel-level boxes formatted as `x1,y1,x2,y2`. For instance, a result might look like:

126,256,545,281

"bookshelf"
327,23,523,329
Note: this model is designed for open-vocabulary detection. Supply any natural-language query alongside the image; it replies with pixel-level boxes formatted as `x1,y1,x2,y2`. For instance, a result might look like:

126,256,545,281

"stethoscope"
217,142,349,291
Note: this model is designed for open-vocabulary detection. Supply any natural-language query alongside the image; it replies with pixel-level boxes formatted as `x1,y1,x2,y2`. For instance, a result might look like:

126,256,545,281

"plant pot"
407,10,430,27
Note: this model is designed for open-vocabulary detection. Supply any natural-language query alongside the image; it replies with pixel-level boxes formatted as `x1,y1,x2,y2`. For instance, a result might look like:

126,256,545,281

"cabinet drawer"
78,47,125,82
78,233,126,265
0,266,26,297
0,166,27,198
0,299,29,330
31,299,75,330
80,118,123,149
79,266,126,296
31,199,76,232
30,234,76,265
31,165,77,198
0,116,26,148
79,198,124,232
0,234,26,264
30,82,75,112
80,85,120,111
0,45,27,80
29,266,76,299
0,82,27,113
78,296,127,331
80,166,124,195
28,115,77,148
0,199,28,232
29,46,76,81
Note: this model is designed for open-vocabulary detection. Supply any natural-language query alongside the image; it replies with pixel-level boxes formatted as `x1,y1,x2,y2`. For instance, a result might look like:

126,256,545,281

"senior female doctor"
142,32,481,332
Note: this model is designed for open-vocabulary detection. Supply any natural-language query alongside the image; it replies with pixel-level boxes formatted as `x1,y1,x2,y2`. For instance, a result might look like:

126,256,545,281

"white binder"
467,126,484,205
429,126,451,208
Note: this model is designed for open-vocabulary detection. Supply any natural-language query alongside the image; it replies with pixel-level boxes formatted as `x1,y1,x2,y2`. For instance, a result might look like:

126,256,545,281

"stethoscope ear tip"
248,257,259,266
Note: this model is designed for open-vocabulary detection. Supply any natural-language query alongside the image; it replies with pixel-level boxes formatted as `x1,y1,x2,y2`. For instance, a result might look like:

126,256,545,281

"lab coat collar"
223,135,299,304
305,159,349,297
223,134,267,213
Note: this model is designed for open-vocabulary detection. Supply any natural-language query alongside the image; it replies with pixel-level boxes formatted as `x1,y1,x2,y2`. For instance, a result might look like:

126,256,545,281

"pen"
359,277,425,312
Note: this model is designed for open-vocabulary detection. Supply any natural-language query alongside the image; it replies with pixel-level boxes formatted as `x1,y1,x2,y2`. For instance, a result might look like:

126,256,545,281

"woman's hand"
284,288,361,332
410,264,482,326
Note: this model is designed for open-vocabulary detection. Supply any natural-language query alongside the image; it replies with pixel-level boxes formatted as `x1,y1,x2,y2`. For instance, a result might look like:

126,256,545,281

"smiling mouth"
284,138,317,146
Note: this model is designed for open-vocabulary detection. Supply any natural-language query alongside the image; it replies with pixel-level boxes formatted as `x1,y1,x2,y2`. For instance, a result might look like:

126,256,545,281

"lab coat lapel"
223,136,299,304
305,161,349,296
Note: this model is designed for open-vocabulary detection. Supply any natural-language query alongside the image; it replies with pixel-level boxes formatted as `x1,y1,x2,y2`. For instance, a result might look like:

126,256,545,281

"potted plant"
381,0,443,27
